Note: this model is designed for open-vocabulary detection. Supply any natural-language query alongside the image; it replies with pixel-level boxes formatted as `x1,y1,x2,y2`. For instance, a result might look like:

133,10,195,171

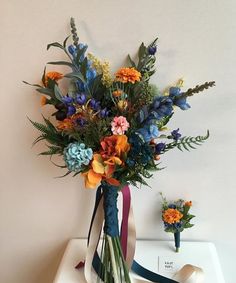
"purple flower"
155,142,166,154
75,117,86,127
67,105,76,116
148,45,157,55
100,108,110,118
171,128,181,141
90,98,101,111
62,95,74,104
76,93,86,105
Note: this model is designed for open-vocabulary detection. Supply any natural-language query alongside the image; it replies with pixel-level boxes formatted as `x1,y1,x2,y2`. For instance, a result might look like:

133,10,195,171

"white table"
53,239,225,283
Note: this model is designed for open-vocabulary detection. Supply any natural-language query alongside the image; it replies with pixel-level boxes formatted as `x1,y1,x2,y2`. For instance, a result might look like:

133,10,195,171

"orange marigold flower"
44,71,63,86
57,118,74,130
184,201,192,207
163,208,183,224
113,90,123,97
115,67,141,84
40,96,47,106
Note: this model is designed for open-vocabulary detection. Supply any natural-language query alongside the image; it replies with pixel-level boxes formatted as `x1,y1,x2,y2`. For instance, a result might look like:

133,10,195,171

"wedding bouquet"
26,18,214,283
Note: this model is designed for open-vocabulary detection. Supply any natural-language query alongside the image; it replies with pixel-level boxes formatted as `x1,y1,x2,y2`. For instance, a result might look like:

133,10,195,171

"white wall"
1,0,236,283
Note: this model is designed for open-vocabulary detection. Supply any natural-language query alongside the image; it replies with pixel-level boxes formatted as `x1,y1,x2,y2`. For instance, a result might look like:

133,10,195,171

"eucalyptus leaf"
47,42,64,51
64,71,86,83
63,35,71,48
54,84,63,102
47,61,74,68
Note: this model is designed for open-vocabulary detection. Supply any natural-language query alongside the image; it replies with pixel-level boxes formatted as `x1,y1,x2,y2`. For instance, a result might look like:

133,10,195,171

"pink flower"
111,116,130,135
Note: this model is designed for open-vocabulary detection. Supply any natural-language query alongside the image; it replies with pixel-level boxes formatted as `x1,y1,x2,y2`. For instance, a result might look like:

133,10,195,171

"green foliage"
83,118,112,150
28,116,72,156
165,130,210,152
157,113,174,130
182,81,215,98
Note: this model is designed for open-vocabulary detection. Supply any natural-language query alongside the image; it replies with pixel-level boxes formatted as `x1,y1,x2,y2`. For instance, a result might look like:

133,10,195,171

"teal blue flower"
64,143,93,172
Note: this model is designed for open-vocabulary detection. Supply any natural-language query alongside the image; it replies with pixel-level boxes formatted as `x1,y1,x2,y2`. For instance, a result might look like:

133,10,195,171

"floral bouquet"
160,193,195,252
25,18,214,283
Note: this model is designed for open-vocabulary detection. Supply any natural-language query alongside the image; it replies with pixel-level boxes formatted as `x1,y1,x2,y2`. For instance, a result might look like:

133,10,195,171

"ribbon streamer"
77,185,204,283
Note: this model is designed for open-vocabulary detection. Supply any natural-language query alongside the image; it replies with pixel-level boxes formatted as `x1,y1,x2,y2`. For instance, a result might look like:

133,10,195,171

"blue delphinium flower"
148,45,157,55
68,43,88,60
76,93,86,105
76,67,97,92
169,87,190,110
155,142,166,154
136,124,159,142
64,143,93,172
149,96,173,121
68,44,76,56
171,128,181,141
86,68,97,81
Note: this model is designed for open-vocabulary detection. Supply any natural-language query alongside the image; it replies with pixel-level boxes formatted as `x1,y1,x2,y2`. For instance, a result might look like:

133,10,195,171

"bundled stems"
98,183,131,283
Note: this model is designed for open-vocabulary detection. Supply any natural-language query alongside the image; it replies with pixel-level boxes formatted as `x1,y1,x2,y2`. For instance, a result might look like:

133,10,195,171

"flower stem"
107,235,119,283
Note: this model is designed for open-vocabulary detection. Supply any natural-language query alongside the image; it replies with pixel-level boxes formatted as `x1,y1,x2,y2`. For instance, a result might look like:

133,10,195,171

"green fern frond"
165,130,209,152
39,145,62,156
28,117,51,134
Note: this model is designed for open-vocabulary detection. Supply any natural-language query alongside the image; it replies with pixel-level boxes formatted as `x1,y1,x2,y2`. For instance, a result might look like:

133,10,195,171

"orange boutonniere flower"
163,208,183,224
184,201,192,207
